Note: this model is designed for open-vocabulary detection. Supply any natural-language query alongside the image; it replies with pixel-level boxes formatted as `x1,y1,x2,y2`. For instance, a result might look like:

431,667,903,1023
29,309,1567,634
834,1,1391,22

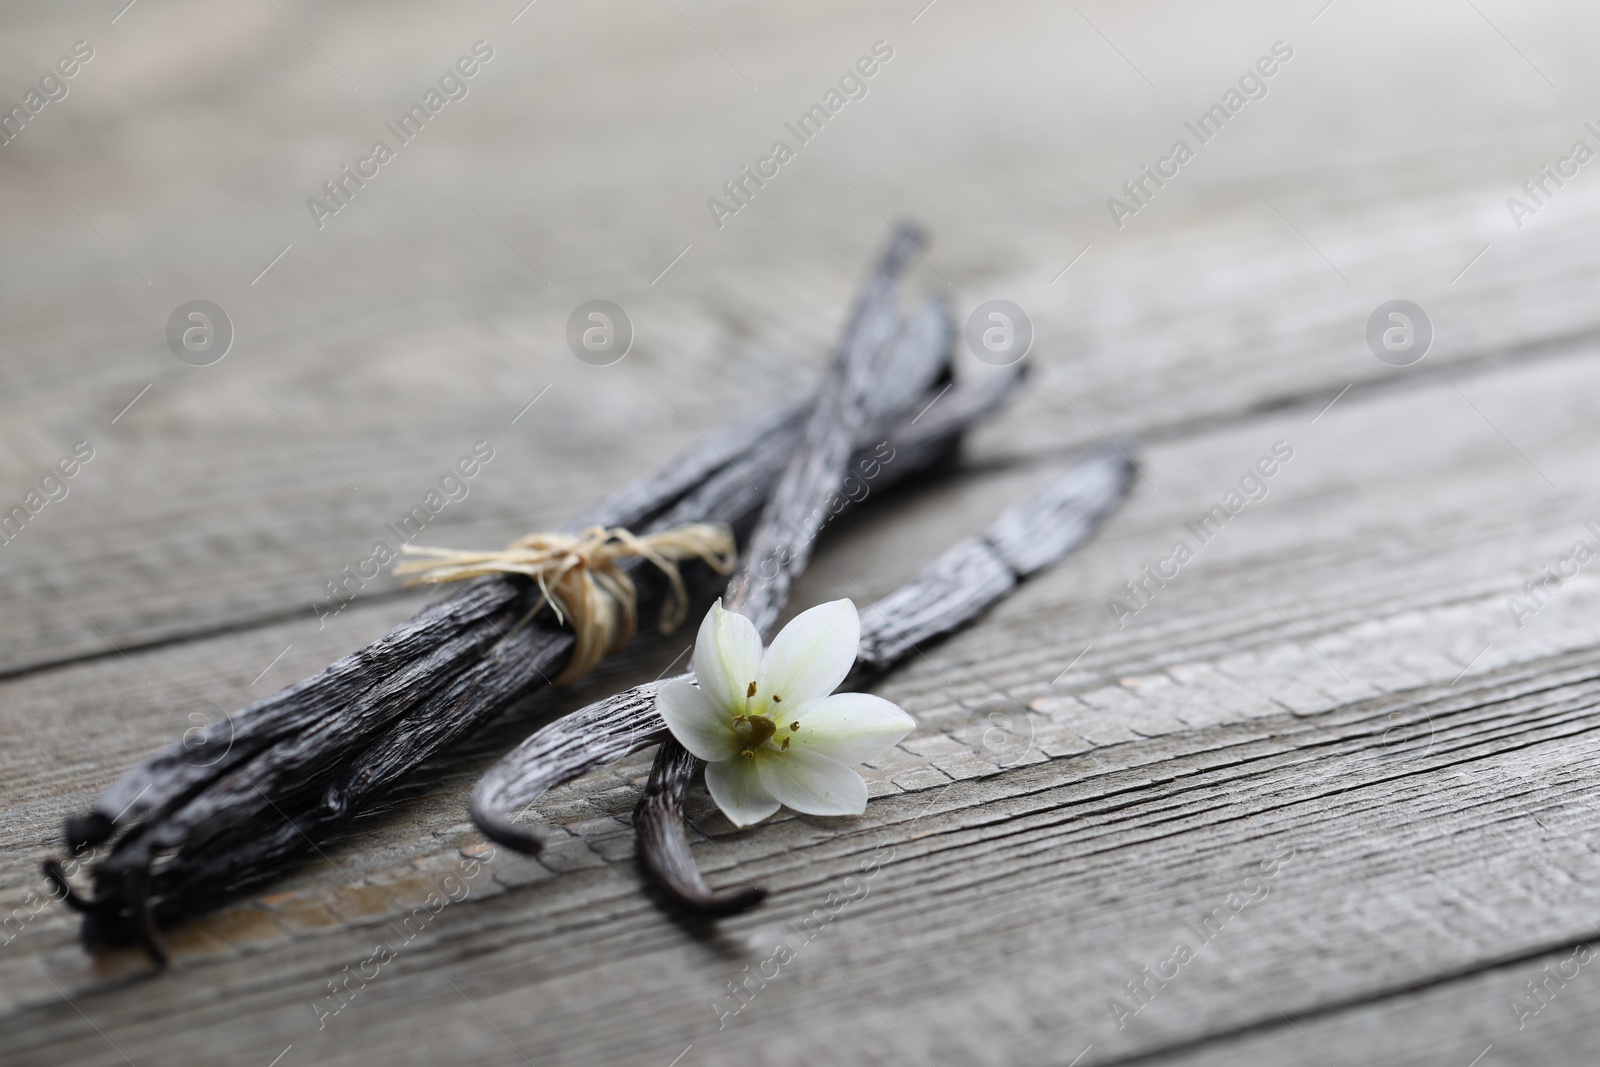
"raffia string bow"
394,524,736,684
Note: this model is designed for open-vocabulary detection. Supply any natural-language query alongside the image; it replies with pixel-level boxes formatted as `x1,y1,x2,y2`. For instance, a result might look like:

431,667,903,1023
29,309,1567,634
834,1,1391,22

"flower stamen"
731,712,776,751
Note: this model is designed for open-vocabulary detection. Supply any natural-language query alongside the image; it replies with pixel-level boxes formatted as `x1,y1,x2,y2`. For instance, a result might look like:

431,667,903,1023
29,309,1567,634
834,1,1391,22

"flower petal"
757,747,868,817
757,599,860,709
692,599,762,712
788,692,914,766
705,756,781,828
657,679,741,762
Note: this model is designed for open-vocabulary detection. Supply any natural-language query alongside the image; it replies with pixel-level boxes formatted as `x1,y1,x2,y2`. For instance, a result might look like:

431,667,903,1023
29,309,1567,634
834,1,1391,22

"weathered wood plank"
4,0,1600,677
6,0,1600,1062
1136,941,1600,1067
5,338,1600,1063
9,638,1600,1065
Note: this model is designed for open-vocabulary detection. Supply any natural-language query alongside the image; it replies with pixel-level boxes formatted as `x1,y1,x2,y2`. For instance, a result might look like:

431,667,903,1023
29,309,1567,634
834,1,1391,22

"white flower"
657,598,915,828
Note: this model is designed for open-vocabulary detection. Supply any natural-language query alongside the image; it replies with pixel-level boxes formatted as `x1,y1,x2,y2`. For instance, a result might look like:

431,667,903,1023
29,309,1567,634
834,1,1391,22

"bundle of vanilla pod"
50,226,1132,963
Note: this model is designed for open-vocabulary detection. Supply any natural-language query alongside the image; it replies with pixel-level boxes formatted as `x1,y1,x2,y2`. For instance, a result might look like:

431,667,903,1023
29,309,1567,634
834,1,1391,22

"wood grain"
3,0,1599,677
4,0,1600,1062
5,341,1600,1064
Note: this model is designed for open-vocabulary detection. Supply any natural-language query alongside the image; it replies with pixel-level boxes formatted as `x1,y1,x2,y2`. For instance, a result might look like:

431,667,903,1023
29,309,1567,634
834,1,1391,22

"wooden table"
4,1,1598,1063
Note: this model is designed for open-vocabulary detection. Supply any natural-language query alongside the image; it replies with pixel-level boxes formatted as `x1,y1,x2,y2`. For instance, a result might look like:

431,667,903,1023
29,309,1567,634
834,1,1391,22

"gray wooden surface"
4,1,1600,1063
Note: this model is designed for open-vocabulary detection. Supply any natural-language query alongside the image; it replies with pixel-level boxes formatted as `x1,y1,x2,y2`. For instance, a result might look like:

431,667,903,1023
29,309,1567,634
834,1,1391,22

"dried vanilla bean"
48,227,942,960
628,218,924,911
852,449,1136,674
469,446,1135,912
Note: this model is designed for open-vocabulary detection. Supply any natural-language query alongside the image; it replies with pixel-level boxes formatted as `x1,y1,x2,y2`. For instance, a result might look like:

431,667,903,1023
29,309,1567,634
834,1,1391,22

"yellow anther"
747,681,757,698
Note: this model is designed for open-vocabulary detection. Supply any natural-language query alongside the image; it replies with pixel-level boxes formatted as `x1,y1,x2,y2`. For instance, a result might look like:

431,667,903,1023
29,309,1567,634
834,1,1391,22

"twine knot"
394,523,736,684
